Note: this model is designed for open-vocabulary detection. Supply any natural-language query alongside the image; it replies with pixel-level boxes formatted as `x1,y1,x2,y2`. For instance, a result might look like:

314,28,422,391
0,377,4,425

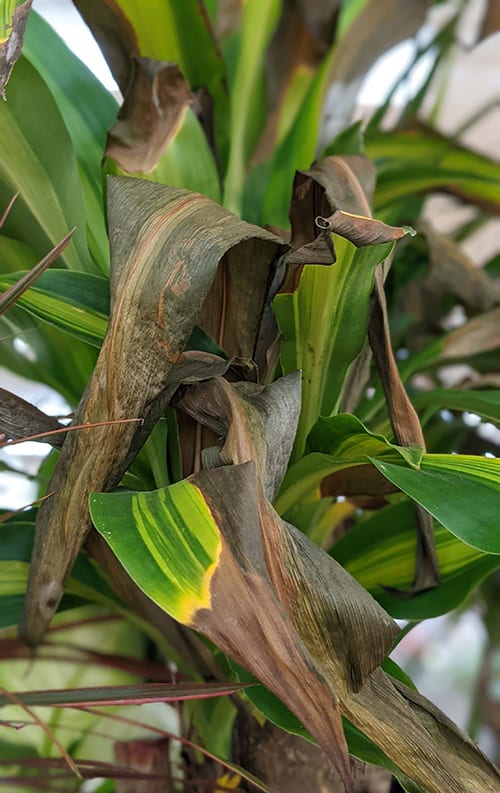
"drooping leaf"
106,102,222,203
0,681,248,708
91,460,395,791
92,376,499,792
372,454,500,555
332,500,500,619
274,156,414,459
105,57,193,174
0,0,31,97
414,388,500,426
19,177,284,646
368,264,439,592
74,0,229,169
367,126,500,217
176,373,302,502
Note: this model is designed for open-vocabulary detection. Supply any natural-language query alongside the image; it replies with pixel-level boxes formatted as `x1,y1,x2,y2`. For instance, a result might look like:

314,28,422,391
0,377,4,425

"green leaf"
276,413,422,515
223,0,281,215
0,270,109,348
23,11,118,272
0,234,37,272
0,56,94,272
332,501,500,619
372,455,500,554
367,128,500,216
0,520,121,629
90,479,222,625
275,237,394,458
414,388,500,426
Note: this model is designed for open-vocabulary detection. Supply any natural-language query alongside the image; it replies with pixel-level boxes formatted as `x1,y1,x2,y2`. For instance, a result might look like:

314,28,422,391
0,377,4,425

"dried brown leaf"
19,177,283,646
325,210,414,247
105,57,193,174
0,388,65,447
480,0,500,38
0,228,74,316
73,0,138,92
0,0,32,98
442,307,500,359
420,220,498,312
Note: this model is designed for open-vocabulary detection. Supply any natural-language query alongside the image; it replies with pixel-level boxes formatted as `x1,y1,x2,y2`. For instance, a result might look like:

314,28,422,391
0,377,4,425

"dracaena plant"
0,1,499,792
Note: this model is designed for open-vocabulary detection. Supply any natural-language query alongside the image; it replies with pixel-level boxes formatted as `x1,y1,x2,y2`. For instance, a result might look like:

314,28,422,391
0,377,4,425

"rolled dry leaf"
19,177,284,647
106,57,193,174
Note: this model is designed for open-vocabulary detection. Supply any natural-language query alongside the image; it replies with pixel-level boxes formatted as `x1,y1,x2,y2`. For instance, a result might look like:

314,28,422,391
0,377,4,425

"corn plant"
0,1,499,791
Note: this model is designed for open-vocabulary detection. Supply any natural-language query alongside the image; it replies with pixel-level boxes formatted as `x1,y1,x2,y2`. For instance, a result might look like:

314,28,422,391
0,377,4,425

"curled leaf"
322,209,415,247
105,57,193,174
19,177,283,646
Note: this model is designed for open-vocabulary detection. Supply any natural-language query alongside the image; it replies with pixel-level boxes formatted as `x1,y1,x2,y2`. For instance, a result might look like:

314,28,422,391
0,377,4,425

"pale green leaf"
0,57,94,272
275,238,394,459
332,501,500,619
23,11,118,272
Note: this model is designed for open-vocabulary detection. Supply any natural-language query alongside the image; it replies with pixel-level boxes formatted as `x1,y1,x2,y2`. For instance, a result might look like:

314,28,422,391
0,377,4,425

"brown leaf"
73,0,139,93
281,155,376,289
0,0,32,99
325,210,414,247
319,463,398,498
105,57,193,174
480,0,500,38
0,228,74,316
368,269,440,593
177,375,397,700
419,220,498,312
176,372,301,501
19,177,284,646
191,462,354,792
198,236,288,381
343,667,500,793
441,307,500,359
0,388,65,448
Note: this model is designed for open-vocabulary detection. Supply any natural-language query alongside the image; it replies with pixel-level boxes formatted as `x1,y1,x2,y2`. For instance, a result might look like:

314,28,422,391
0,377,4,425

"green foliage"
1,2,500,792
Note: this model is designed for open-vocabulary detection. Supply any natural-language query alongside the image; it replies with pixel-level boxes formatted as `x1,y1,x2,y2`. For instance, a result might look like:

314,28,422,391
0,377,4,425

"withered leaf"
0,389,65,448
19,177,283,646
0,0,32,98
175,373,496,792
105,57,193,174
73,0,139,93
420,220,498,312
